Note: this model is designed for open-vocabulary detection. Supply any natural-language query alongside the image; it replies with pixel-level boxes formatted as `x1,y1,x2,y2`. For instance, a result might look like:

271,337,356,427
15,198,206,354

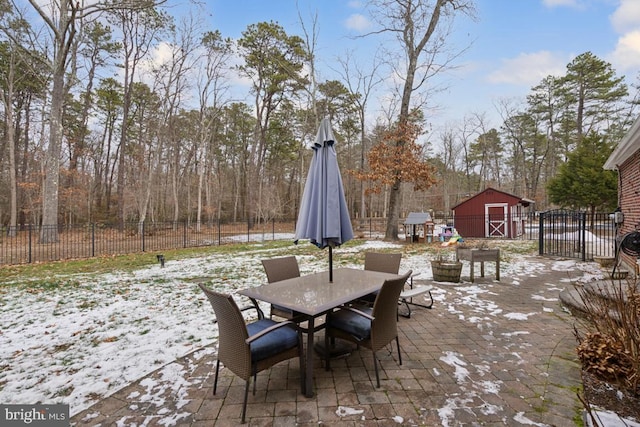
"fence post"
247,220,250,242
272,219,275,241
142,221,145,252
538,212,544,256
183,220,187,248
581,211,587,262
217,219,221,246
28,225,32,264
91,223,95,258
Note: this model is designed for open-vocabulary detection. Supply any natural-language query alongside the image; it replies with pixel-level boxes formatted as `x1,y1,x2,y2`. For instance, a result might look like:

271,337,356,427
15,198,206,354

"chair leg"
324,330,331,371
395,336,402,365
241,379,250,424
213,360,220,395
373,352,380,388
298,333,306,393
253,373,257,394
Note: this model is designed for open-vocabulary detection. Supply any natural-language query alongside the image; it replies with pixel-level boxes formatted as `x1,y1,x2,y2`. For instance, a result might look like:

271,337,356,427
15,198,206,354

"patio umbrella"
295,117,354,282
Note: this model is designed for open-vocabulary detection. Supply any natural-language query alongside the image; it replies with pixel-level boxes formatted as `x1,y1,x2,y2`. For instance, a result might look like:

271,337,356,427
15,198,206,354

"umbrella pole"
329,246,333,282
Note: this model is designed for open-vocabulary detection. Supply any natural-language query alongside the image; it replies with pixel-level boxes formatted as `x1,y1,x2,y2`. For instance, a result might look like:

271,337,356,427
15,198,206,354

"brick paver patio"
71,255,586,426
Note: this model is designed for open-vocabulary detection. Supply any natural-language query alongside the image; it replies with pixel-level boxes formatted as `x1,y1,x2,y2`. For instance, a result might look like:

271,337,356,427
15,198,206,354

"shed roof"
452,187,533,210
404,212,433,224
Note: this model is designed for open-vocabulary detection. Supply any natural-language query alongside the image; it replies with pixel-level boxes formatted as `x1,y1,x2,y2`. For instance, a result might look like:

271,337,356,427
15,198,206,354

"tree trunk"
2,46,18,237
40,59,66,243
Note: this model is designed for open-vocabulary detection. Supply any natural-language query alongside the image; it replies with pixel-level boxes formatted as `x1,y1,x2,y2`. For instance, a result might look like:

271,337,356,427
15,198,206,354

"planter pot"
431,260,462,282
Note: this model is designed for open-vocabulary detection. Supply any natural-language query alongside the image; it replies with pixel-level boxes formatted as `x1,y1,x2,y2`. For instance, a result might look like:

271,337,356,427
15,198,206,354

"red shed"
452,188,533,238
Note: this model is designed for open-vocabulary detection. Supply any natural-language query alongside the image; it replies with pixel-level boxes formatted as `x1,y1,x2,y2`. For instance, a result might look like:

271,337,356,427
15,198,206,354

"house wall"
618,149,640,275
453,189,522,238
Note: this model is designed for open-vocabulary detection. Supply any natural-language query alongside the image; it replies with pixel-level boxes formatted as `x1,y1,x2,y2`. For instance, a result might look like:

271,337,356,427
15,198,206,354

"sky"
180,0,640,132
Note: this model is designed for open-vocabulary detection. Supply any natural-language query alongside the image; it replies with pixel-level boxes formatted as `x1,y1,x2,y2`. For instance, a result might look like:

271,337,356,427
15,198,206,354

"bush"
574,279,640,396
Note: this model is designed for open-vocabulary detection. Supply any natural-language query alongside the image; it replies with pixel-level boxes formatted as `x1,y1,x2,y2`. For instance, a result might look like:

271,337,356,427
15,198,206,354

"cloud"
344,13,371,32
608,30,640,72
542,0,582,8
610,0,640,34
486,51,567,86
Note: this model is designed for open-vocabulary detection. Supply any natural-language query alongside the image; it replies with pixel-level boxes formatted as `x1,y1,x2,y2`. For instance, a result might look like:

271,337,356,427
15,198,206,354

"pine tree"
547,133,617,216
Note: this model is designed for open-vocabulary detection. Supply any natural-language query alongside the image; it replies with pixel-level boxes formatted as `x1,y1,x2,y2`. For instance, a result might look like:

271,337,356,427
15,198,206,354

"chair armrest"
335,305,375,321
246,320,300,344
240,297,265,319
409,271,421,286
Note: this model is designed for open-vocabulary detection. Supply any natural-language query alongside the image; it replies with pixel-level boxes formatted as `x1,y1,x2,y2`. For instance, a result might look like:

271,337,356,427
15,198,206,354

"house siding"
618,149,640,275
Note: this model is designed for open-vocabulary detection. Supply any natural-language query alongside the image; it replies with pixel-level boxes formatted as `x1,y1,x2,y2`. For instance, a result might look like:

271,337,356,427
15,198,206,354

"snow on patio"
0,238,603,420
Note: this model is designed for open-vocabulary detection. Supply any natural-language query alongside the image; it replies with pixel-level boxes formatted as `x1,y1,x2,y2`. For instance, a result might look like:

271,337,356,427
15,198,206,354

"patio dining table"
238,267,401,397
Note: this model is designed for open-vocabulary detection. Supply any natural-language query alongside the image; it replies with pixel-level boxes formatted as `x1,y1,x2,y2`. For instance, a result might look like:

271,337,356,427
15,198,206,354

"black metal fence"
538,209,617,261
0,220,298,266
1,211,612,266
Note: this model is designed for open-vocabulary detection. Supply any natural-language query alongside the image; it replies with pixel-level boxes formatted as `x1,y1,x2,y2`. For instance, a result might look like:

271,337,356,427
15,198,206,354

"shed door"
485,203,508,237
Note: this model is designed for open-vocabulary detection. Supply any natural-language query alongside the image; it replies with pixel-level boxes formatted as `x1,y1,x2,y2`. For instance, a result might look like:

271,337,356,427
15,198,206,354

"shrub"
574,278,640,396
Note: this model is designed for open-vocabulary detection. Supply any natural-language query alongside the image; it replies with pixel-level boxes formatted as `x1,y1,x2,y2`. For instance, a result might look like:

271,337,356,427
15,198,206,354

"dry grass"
573,276,640,407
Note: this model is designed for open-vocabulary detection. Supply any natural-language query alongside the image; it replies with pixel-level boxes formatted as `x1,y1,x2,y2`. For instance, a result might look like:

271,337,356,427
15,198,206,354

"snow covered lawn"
0,238,597,418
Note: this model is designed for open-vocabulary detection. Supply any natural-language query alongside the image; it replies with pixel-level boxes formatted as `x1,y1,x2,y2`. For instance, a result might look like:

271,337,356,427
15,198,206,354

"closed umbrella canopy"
295,117,354,281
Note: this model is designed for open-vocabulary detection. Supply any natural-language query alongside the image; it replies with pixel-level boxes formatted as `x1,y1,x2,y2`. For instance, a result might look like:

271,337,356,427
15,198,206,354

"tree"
547,133,617,217
108,3,170,229
355,118,437,202
194,30,233,230
469,127,503,188
335,51,384,222
365,0,475,240
237,21,308,225
501,111,549,201
71,21,119,174
16,0,166,241
558,52,628,141
92,77,123,217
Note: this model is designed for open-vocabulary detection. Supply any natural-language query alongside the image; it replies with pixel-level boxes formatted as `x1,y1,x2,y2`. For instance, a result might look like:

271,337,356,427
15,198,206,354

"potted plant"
431,254,462,282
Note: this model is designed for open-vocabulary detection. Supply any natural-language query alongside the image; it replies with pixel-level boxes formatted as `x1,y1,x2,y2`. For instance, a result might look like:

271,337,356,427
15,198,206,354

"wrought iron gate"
538,209,616,261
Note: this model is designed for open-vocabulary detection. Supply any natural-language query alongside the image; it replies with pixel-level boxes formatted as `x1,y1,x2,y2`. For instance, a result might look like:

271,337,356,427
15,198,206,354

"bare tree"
335,51,385,224
107,2,169,229
194,29,233,231
14,0,166,241
365,0,476,240
1,43,18,236
435,124,464,211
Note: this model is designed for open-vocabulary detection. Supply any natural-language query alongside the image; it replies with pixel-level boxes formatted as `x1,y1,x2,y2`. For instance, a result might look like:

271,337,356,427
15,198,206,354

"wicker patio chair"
261,256,303,320
357,252,402,304
324,270,412,387
198,283,304,424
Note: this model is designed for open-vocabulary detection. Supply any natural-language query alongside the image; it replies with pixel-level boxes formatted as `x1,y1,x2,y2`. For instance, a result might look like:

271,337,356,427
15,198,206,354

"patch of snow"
336,406,364,417
504,312,538,320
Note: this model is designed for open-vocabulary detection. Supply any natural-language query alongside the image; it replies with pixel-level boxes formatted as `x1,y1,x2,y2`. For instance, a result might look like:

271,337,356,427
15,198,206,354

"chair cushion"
327,306,373,340
247,319,299,362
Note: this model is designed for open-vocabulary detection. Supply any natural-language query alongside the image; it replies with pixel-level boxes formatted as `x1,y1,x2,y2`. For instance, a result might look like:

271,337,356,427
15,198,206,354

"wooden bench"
455,247,500,282
398,273,433,318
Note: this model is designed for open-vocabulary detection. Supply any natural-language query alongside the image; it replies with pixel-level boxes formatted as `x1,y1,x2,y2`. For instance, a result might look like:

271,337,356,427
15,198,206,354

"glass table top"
239,267,401,316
